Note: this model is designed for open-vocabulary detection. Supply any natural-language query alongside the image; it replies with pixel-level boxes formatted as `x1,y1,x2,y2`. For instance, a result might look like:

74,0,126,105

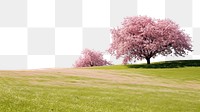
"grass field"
0,60,200,112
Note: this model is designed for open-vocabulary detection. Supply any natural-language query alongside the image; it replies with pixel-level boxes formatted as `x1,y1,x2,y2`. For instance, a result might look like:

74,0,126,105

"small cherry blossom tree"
108,16,192,64
74,49,111,67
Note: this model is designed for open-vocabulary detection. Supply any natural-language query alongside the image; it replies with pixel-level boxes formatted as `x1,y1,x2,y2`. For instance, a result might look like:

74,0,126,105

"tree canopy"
108,16,192,64
74,49,111,67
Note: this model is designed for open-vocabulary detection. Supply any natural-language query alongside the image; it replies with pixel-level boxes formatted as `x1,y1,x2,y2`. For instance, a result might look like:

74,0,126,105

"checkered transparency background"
0,0,199,70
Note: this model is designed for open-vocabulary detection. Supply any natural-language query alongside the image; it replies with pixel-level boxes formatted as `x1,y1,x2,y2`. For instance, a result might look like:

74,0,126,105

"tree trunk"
146,58,151,64
90,62,94,67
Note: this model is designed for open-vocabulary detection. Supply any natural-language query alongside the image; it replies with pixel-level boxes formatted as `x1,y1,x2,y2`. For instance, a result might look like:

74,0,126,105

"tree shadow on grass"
126,60,200,69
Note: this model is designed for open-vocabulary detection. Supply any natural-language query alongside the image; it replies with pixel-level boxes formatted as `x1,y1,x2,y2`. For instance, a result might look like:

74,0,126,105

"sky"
0,0,199,69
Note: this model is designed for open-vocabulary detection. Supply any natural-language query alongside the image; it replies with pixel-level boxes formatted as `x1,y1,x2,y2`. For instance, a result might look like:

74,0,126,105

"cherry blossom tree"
74,49,111,67
108,16,192,64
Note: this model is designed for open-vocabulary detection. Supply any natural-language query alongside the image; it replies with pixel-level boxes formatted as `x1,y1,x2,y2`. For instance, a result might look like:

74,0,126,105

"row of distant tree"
74,16,192,67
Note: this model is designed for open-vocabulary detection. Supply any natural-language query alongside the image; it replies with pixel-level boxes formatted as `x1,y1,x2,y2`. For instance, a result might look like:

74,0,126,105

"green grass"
93,66,200,82
93,60,200,69
0,60,200,112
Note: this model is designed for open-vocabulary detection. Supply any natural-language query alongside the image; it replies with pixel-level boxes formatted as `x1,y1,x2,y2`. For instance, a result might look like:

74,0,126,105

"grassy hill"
0,60,200,112
93,60,200,69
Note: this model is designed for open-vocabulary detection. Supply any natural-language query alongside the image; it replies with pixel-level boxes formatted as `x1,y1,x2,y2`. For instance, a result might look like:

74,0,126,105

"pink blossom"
108,16,192,64
74,49,111,67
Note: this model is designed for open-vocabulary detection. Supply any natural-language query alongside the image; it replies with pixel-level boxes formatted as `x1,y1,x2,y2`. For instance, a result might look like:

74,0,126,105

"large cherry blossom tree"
108,16,192,64
74,49,111,67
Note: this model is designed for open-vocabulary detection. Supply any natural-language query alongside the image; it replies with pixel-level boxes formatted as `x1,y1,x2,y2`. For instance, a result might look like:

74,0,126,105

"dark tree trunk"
90,62,94,67
146,58,151,64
